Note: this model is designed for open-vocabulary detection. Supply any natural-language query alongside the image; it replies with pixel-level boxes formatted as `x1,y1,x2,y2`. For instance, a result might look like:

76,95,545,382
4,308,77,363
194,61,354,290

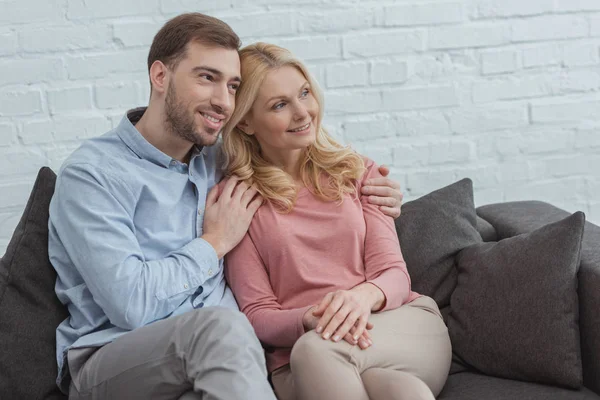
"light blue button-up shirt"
48,108,238,392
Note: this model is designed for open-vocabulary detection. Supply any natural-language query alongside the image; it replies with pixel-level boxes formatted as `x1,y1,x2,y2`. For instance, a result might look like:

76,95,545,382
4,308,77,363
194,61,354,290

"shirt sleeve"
50,163,220,330
225,232,313,348
360,158,411,311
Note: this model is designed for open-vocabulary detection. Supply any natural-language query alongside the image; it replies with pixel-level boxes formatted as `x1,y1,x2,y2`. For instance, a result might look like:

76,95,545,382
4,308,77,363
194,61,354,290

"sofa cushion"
0,167,68,399
394,178,482,309
439,371,600,400
448,212,584,389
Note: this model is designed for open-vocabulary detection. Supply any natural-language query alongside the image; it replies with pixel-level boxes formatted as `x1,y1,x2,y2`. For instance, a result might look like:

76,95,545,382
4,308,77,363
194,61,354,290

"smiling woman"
222,43,452,400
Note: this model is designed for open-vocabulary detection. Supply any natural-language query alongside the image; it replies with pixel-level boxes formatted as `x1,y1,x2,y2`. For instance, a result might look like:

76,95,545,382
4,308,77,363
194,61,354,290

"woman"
222,43,451,400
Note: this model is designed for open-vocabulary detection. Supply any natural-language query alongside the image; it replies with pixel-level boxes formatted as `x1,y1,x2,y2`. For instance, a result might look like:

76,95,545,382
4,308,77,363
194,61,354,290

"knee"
290,331,332,370
184,307,258,348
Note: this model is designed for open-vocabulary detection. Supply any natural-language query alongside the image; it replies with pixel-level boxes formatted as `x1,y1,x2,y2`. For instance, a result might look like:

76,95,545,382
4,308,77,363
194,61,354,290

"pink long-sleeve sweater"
225,158,420,373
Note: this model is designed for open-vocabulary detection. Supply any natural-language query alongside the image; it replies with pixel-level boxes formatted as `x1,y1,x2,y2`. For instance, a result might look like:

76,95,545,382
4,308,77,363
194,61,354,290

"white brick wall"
1,0,600,255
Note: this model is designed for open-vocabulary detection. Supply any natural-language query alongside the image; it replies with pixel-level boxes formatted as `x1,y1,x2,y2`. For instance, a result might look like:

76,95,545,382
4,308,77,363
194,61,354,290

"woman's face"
241,65,319,163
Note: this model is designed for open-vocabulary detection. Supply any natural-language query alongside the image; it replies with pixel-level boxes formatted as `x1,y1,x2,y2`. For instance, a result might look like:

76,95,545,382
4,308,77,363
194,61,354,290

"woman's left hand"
312,284,385,345
361,165,403,218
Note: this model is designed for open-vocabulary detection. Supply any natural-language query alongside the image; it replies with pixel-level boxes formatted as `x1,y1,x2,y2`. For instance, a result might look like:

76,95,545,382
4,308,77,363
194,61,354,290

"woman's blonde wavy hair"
222,42,366,213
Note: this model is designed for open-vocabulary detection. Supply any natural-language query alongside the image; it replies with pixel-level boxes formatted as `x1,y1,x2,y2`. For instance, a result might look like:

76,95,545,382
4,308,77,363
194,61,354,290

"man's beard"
164,81,220,147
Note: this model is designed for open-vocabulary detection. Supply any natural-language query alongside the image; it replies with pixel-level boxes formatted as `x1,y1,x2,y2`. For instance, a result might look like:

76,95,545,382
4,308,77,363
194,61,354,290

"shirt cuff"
368,270,410,312
183,238,220,284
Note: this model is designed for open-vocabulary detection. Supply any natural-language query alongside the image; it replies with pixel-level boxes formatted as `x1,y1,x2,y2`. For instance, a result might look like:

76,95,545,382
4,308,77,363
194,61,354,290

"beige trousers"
271,296,452,400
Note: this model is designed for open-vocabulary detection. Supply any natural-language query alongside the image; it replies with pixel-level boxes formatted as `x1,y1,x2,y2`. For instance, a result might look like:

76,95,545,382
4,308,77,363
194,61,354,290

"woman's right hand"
303,307,373,350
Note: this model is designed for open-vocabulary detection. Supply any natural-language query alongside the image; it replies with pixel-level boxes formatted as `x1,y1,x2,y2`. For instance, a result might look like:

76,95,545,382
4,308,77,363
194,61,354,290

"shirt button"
198,209,203,215
184,283,189,289
208,269,213,277
170,160,176,166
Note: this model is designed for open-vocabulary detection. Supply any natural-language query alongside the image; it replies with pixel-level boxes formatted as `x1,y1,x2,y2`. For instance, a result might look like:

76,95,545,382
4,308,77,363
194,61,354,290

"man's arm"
51,164,250,330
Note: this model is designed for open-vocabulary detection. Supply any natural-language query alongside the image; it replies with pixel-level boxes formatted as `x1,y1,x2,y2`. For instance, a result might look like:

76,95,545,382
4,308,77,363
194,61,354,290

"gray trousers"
67,307,277,400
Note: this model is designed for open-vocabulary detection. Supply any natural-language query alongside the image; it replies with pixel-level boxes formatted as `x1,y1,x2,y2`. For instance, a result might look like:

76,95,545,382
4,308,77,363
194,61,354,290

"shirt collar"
116,107,203,168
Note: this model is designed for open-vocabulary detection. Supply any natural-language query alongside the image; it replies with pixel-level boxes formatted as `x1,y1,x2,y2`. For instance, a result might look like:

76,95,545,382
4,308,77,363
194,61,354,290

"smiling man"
48,13,404,400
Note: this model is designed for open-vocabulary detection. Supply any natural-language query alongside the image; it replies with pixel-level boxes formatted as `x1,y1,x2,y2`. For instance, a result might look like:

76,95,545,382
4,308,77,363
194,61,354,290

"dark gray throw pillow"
448,212,585,389
0,167,68,400
395,178,482,310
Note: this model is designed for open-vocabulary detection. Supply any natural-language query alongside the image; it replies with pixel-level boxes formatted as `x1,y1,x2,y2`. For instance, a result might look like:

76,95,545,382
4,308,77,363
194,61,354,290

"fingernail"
316,326,322,333
333,335,340,342
323,332,330,340
353,335,359,341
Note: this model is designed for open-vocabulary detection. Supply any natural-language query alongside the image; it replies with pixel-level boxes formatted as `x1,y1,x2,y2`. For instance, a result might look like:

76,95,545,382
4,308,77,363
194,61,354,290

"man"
49,13,404,400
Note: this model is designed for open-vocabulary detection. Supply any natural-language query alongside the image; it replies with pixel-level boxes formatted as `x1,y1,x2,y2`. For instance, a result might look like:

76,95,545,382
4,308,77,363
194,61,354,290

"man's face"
164,41,241,147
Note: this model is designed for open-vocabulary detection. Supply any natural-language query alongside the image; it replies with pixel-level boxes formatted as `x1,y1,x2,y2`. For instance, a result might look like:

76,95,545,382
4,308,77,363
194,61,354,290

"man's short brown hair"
147,13,241,73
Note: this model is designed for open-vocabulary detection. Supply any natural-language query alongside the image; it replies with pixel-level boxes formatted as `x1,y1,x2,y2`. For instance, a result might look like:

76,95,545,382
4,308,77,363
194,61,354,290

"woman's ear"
237,119,255,136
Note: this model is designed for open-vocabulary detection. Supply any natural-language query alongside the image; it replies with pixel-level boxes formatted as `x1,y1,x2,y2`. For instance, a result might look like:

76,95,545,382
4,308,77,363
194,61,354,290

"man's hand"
361,165,403,218
201,177,263,258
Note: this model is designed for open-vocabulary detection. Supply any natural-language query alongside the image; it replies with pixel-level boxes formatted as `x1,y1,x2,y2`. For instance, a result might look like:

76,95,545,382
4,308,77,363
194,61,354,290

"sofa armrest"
476,201,600,395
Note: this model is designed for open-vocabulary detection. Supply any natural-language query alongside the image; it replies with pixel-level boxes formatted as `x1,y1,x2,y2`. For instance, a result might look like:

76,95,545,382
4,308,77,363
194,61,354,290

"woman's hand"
302,306,373,349
311,283,385,348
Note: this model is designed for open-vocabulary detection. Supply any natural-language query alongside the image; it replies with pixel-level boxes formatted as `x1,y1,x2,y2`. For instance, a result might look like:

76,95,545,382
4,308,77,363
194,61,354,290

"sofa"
0,167,598,400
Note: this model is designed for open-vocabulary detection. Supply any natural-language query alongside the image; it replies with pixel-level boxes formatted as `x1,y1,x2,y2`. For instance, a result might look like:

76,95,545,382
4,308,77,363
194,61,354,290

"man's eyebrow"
191,66,241,83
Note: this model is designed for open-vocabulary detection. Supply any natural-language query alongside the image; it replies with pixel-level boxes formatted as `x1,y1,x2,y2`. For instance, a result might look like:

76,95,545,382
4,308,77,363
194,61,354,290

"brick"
274,36,341,61
0,0,65,25
47,87,93,114
383,85,459,111
476,0,554,18
553,70,600,94
22,116,111,145
46,144,81,172
396,111,452,136
0,124,17,147
452,165,500,189
428,24,509,50
343,116,395,142
0,212,21,240
591,15,600,36
511,16,588,43
0,90,43,117
0,30,17,56
0,58,64,86
531,156,600,179
0,182,35,208
223,13,296,38
406,169,456,197
394,140,471,167
306,64,326,88
562,43,600,67
522,44,562,68
448,106,529,133
0,150,47,176
298,9,373,33
472,75,552,103
555,0,600,12
326,90,382,115
480,50,519,75
383,2,463,26
96,82,139,109
360,146,393,166
474,187,504,206
161,0,232,13
113,21,163,47
575,128,600,149
21,25,111,53
521,130,574,154
531,100,600,123
326,62,368,88
370,60,408,85
66,50,147,80
68,0,159,19
344,30,425,57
